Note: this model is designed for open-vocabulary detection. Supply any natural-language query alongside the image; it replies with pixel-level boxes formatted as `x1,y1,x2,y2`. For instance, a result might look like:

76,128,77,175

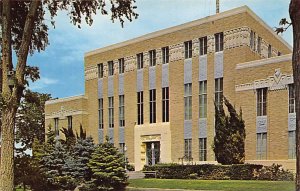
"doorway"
146,141,160,166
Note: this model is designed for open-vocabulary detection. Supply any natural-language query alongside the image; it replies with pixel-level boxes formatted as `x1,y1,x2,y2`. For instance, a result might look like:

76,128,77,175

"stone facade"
45,6,294,171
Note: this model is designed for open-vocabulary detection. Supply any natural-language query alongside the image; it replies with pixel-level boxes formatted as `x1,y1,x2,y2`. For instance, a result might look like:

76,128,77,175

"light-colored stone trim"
85,65,98,81
45,95,87,105
45,109,88,119
236,54,292,70
85,6,291,57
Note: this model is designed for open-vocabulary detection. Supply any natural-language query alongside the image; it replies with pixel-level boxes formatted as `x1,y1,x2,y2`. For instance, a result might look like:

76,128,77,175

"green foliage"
213,97,246,165
61,125,76,151
143,163,293,181
81,137,128,191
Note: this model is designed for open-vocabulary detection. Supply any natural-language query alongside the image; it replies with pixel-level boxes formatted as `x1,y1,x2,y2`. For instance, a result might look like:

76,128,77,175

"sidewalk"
126,187,223,191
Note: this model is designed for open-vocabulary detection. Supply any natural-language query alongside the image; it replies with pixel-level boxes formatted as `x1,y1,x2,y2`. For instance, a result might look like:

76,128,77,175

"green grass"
128,179,295,191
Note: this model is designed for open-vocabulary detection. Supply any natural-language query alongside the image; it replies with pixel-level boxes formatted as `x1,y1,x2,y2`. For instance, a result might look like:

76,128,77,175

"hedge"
143,163,294,181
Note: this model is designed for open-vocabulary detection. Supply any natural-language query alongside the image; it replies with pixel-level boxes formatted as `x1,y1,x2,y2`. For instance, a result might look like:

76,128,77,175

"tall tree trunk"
290,0,300,190
0,1,40,191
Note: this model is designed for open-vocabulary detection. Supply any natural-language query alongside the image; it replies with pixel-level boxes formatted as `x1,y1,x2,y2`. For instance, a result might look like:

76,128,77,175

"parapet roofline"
85,5,292,57
45,94,87,105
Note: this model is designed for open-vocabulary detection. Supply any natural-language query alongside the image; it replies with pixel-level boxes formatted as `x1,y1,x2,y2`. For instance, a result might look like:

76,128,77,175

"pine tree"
213,97,246,165
81,137,128,191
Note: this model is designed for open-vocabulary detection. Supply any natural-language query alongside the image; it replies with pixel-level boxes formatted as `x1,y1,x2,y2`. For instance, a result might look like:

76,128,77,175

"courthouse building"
45,6,295,171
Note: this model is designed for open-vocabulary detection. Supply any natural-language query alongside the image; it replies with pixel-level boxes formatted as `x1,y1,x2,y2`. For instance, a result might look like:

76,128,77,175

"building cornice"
236,54,292,70
45,95,87,105
84,5,291,57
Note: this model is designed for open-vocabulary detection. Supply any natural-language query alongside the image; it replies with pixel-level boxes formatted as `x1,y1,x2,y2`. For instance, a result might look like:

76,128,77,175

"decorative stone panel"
199,118,207,138
162,63,169,88
207,35,215,53
288,113,296,131
170,43,184,62
184,120,192,139
224,27,251,50
184,59,192,84
85,66,97,81
214,51,223,78
113,59,119,75
149,66,156,90
192,38,199,57
144,51,149,67
156,48,162,65
125,55,136,72
103,63,108,78
199,55,207,81
256,116,268,133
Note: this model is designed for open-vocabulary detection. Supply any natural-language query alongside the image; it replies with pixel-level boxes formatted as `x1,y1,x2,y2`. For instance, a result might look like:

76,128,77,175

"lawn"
128,179,295,191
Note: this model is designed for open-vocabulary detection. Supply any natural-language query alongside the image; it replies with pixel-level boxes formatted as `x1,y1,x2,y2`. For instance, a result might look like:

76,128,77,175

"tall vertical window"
199,138,207,161
199,81,207,118
268,45,272,58
257,88,267,116
119,58,125,74
215,32,224,52
199,36,207,55
215,78,223,110
184,83,192,120
67,116,72,129
250,30,255,50
137,53,144,69
257,36,262,54
98,63,103,78
162,87,169,122
256,133,267,160
289,84,295,113
149,89,156,123
162,46,169,64
184,139,192,160
137,91,144,125
98,98,104,129
119,143,125,154
149,50,156,66
108,61,114,76
288,130,296,159
184,40,192,59
54,118,59,137
119,95,125,127
108,97,114,128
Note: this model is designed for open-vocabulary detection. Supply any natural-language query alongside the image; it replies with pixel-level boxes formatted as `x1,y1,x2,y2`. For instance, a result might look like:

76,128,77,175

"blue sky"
26,0,293,98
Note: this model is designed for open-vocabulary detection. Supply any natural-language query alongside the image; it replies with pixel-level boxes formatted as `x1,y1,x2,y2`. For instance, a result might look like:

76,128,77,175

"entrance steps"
127,171,145,179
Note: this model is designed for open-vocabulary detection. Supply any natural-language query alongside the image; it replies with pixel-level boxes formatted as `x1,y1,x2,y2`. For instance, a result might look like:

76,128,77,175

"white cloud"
29,77,58,90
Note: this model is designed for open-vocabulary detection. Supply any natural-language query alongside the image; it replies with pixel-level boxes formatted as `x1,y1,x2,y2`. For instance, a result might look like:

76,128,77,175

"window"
137,91,144,125
256,133,267,160
288,130,296,159
199,138,207,161
250,30,255,50
149,50,156,66
137,53,143,69
119,143,126,154
184,40,192,59
257,36,261,54
215,32,224,52
54,118,59,137
184,83,192,120
215,78,223,110
108,61,114,76
268,45,272,58
98,98,104,129
162,46,169,64
162,87,169,122
149,89,156,123
119,58,125,74
257,88,267,116
119,95,125,127
67,116,72,129
199,37,207,55
98,63,104,78
199,81,207,118
108,97,114,128
289,84,295,113
184,139,192,160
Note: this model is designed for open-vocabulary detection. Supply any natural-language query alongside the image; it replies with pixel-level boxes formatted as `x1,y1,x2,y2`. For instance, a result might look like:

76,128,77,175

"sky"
26,0,293,99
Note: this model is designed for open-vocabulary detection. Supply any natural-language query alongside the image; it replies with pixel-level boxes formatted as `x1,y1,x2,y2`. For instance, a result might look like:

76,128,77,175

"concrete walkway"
126,187,223,191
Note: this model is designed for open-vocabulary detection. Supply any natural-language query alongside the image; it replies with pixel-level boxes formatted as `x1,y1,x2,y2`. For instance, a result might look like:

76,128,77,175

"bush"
143,163,294,181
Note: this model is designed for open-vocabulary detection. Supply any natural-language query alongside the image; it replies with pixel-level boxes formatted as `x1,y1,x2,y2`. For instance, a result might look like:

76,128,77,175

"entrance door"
146,142,160,166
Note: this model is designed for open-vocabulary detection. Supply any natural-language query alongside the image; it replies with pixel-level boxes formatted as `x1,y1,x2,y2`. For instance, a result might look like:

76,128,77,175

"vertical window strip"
256,133,267,160
98,63,104,78
98,98,104,129
162,46,169,64
257,37,261,54
119,143,125,154
119,95,125,127
215,78,223,110
137,91,144,125
268,45,272,58
184,139,192,160
288,130,296,159
184,41,192,59
150,89,156,123
199,37,207,55
149,50,156,66
108,61,114,76
137,53,144,69
184,83,192,120
215,32,224,52
108,97,114,128
199,81,207,118
250,31,255,50
67,116,72,129
289,84,295,113
257,88,267,116
119,58,125,74
54,118,59,137
162,87,169,122
199,138,207,161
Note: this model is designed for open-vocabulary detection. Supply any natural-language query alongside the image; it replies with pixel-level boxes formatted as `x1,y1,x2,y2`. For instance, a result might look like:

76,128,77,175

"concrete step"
127,171,145,179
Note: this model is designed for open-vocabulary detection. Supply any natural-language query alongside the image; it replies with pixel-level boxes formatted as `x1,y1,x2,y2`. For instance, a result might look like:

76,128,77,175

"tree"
15,90,51,151
0,1,138,190
213,97,246,165
81,137,128,191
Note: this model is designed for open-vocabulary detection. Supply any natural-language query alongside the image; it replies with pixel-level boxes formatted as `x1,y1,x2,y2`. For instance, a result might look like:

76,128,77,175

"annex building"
45,6,295,171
